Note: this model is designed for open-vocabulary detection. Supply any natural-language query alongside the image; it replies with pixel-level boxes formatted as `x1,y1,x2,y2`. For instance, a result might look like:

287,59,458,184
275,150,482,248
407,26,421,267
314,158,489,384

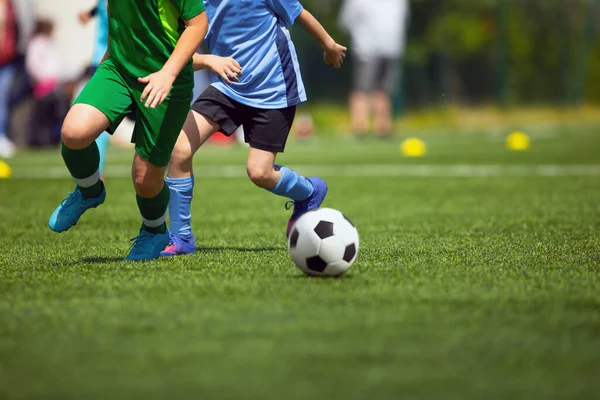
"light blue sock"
96,131,109,175
166,175,194,237
268,166,314,201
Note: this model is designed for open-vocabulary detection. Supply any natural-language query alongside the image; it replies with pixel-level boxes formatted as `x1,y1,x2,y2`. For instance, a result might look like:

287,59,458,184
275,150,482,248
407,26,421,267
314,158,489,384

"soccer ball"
288,208,359,277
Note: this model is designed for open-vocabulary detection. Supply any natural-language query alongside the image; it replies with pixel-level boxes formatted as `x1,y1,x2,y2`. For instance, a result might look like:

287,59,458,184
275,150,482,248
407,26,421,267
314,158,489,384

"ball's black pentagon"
306,255,328,273
343,214,355,227
343,243,356,263
314,220,334,239
289,228,299,248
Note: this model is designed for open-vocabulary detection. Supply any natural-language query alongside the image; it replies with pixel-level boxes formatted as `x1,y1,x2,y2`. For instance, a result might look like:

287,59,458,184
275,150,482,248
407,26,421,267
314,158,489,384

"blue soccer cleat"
126,228,171,261
286,177,328,237
160,233,196,257
49,186,106,233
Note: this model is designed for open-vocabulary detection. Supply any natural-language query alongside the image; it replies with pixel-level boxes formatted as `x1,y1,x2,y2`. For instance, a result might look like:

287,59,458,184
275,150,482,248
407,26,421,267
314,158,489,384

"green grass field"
1,123,600,399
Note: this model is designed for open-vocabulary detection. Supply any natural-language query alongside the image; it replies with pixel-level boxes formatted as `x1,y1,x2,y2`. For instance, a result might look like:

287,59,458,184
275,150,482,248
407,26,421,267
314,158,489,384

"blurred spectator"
340,0,409,138
26,19,60,98
0,0,34,157
26,18,66,147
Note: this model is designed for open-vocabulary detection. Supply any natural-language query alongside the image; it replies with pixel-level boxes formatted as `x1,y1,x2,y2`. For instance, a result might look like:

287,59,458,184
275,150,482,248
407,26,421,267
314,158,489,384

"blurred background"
4,2,600,397
2,0,600,157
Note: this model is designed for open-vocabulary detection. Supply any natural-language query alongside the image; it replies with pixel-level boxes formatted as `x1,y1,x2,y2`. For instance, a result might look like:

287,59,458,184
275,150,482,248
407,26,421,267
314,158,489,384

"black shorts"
191,86,296,153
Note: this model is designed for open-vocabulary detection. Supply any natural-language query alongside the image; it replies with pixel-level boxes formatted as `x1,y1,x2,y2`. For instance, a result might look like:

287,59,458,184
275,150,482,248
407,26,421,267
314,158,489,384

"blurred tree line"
295,0,600,109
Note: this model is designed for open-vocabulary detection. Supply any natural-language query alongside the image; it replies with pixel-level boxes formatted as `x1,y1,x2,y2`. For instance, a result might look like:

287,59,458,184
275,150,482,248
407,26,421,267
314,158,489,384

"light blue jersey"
204,0,307,109
91,0,108,67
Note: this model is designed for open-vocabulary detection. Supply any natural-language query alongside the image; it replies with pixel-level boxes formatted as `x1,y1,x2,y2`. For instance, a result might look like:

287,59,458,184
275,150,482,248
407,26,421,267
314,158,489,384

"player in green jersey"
48,0,207,261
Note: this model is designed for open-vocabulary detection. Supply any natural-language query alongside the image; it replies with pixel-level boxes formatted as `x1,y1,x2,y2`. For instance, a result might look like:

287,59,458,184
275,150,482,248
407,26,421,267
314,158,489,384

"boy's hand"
206,55,242,85
324,41,347,68
138,70,176,108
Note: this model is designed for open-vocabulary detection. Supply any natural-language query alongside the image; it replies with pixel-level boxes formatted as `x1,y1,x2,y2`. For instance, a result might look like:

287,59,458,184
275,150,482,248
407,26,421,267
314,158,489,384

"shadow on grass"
197,246,284,253
80,256,127,264
287,273,356,280
50,247,285,267
48,256,126,268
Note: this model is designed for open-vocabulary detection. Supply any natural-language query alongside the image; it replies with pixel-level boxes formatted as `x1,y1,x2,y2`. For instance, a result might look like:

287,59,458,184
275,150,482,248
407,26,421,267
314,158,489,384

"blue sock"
96,131,109,175
268,166,314,201
166,175,194,237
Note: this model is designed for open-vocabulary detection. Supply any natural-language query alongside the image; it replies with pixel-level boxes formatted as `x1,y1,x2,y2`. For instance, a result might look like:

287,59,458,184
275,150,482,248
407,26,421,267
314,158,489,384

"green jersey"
107,0,205,92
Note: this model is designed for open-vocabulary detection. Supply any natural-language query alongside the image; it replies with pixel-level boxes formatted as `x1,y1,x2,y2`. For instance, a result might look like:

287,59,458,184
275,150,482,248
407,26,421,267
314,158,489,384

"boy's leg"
372,91,392,136
61,104,107,193
126,88,192,261
161,110,219,256
132,152,169,233
49,105,109,232
49,61,132,233
349,92,370,136
244,106,328,236
350,57,376,137
373,58,400,137
245,147,327,236
161,86,240,257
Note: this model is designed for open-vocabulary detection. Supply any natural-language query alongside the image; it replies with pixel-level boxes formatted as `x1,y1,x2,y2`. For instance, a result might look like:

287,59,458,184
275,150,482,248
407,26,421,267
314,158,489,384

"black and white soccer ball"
288,208,359,277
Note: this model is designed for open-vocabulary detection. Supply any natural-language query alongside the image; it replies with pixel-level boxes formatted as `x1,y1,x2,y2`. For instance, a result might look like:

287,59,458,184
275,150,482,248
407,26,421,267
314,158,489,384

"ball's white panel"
318,236,346,264
311,208,344,223
324,260,352,277
335,218,359,248
289,227,322,275
291,209,321,233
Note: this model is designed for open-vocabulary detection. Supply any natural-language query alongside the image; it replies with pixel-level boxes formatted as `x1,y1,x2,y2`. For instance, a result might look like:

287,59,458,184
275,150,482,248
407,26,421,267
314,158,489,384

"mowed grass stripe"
10,164,600,179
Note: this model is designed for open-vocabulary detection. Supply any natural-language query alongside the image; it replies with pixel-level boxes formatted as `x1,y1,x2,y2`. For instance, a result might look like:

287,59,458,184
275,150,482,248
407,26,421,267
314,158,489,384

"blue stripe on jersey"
275,25,299,107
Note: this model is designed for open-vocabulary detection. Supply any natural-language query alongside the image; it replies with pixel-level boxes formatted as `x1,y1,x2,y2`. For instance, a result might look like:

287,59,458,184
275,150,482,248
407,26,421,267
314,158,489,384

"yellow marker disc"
506,132,530,151
400,137,426,157
0,161,12,179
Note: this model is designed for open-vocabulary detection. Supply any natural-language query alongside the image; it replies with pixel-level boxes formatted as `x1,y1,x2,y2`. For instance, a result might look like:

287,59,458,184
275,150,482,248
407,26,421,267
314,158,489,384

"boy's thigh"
244,106,296,153
74,60,134,133
191,86,295,153
132,92,192,167
191,86,243,136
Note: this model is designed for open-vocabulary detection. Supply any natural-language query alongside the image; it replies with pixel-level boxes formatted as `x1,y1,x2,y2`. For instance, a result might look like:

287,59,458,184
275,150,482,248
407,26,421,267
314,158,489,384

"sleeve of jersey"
170,0,205,21
268,0,304,27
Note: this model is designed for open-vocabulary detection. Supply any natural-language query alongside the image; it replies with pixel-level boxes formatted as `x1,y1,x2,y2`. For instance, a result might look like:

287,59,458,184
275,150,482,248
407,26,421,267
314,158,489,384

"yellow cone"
401,137,426,157
506,132,530,151
0,161,12,179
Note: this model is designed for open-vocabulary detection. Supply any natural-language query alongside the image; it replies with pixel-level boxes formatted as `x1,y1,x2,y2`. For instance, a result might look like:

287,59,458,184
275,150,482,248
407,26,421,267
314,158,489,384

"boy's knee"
132,153,166,198
171,140,193,165
61,122,94,150
246,164,275,188
133,174,163,198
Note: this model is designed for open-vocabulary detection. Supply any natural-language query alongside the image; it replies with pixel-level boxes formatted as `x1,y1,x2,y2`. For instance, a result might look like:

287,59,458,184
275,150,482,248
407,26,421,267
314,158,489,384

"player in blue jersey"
78,0,109,174
161,0,346,256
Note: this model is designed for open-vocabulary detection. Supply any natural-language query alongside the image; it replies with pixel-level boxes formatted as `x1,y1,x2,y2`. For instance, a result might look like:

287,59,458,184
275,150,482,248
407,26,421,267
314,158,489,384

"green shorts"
74,59,192,167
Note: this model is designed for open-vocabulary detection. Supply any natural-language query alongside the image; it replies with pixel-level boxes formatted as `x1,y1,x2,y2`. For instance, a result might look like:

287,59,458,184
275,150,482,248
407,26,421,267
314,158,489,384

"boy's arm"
139,12,208,108
296,9,347,68
192,54,242,85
